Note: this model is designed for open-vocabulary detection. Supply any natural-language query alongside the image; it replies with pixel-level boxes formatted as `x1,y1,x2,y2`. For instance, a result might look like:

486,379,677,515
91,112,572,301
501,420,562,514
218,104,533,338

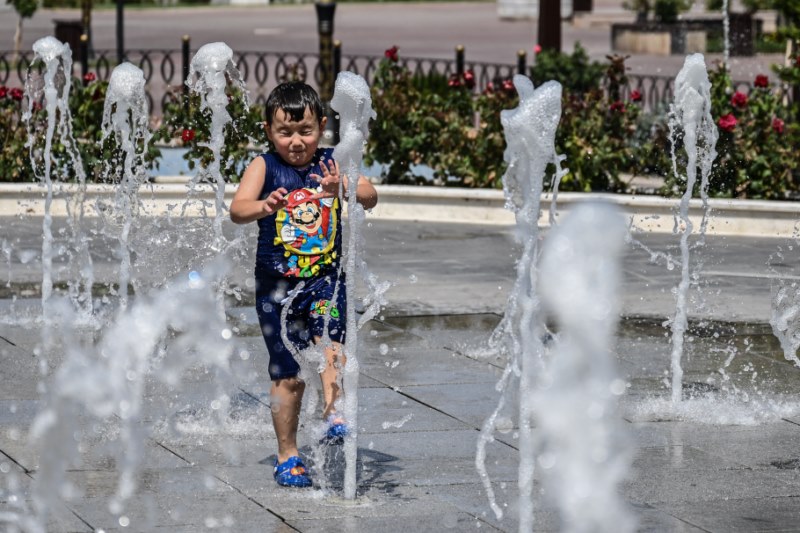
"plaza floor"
1,216,800,532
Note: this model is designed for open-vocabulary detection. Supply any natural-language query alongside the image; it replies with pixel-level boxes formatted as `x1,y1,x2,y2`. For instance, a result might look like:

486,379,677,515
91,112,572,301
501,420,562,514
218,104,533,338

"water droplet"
408,274,417,284
118,516,130,527
221,328,232,340
379,343,389,355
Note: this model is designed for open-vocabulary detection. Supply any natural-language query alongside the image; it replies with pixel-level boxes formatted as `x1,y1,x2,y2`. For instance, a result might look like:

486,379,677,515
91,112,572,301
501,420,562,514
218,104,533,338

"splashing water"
101,63,152,312
536,202,635,533
330,70,378,500
22,263,234,530
24,37,94,325
770,281,800,367
667,54,718,404
476,75,565,531
186,42,249,250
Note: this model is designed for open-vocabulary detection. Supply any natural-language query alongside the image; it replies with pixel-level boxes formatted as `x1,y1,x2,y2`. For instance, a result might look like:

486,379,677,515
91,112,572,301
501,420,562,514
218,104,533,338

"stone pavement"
1,215,800,532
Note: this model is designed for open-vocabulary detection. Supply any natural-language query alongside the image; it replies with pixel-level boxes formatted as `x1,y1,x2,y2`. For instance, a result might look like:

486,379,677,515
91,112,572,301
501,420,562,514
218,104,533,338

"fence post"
182,35,190,113
517,49,527,76
455,45,465,77
80,34,89,80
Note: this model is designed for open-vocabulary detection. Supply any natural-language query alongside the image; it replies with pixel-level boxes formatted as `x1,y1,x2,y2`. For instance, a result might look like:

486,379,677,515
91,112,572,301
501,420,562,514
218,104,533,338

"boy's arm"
354,176,378,210
230,157,288,224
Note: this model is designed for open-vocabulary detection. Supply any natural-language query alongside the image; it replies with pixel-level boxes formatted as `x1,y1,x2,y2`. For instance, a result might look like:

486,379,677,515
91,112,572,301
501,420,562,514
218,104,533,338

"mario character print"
275,188,338,277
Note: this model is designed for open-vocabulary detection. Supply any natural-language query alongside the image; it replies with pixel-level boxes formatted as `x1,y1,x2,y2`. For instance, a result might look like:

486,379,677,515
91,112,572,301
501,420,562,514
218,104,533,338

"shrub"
152,85,267,183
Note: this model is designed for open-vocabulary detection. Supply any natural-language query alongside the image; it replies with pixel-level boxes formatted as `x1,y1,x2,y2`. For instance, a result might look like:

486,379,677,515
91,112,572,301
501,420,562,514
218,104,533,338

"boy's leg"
271,377,305,463
316,338,346,420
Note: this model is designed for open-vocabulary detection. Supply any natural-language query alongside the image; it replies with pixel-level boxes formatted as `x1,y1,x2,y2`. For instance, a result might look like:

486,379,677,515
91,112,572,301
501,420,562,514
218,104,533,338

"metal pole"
315,1,336,102
182,35,191,113
315,1,337,145
332,39,342,145
116,0,124,64
517,49,527,76
80,34,89,80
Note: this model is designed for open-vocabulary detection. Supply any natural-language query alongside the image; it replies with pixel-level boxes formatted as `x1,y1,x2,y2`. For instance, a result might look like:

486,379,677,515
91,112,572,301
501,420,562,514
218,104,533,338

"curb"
1,182,799,238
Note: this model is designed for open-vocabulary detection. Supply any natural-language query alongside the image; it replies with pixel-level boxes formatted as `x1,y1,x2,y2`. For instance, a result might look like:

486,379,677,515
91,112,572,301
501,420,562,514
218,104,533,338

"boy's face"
266,107,327,168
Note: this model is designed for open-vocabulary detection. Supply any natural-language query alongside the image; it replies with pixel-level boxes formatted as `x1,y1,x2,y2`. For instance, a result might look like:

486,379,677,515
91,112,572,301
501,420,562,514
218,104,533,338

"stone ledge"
1,182,798,238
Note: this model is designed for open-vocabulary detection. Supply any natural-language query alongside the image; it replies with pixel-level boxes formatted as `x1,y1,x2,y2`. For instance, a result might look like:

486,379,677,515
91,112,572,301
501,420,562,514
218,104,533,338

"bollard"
455,45,465,77
517,49,527,76
182,35,190,112
80,34,89,80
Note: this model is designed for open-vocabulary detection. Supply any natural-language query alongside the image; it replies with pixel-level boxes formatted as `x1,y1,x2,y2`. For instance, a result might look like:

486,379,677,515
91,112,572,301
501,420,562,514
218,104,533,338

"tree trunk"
537,0,562,53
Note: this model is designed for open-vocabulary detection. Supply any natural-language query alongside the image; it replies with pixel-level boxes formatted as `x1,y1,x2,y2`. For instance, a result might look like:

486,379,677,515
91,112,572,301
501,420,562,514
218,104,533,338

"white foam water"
25,264,234,530
101,62,151,312
667,54,718,404
331,70,378,500
186,42,249,250
476,75,565,531
24,37,94,326
537,202,635,533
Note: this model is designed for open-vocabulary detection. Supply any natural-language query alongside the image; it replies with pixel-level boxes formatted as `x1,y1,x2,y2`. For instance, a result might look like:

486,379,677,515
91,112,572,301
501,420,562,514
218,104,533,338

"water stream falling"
186,42,249,251
330,70,377,500
770,279,800,367
536,202,634,533
476,75,565,532
100,62,151,312
23,36,94,326
667,53,718,403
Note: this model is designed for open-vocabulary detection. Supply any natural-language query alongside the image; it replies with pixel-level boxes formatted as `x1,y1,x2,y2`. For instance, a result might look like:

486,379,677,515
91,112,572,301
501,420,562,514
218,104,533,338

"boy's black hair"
265,81,325,125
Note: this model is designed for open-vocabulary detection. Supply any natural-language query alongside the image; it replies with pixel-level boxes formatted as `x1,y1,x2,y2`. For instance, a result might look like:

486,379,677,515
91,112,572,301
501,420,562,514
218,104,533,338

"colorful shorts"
255,269,347,380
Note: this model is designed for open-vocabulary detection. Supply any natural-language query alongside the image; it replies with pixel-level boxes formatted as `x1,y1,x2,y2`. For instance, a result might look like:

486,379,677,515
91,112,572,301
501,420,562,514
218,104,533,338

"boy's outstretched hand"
310,159,344,200
263,187,288,215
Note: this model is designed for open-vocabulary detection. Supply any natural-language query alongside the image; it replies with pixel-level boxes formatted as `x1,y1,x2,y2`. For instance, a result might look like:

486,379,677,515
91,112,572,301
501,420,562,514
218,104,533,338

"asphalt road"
0,1,785,80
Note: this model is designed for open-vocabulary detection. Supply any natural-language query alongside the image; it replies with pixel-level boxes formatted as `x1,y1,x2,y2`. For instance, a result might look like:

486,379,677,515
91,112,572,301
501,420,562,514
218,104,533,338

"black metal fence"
0,46,763,118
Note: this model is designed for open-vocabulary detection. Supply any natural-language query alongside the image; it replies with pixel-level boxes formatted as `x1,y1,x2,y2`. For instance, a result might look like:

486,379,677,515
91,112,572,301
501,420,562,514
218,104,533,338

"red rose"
730,91,748,108
718,113,737,132
630,90,642,102
534,44,542,54
447,73,462,88
0,86,7,98
83,72,96,84
384,46,399,62
463,69,475,90
796,55,800,67
9,88,23,101
181,128,195,142
754,75,769,88
483,82,495,95
610,100,626,113
501,79,514,92
772,117,785,134
32,102,42,112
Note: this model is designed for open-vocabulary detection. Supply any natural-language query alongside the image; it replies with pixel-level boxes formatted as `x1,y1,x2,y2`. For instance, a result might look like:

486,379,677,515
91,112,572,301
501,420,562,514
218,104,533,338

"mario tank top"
256,147,341,278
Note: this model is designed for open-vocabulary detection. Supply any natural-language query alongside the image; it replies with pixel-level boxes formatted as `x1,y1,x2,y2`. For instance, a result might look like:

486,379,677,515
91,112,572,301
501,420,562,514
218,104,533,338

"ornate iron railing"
0,48,771,118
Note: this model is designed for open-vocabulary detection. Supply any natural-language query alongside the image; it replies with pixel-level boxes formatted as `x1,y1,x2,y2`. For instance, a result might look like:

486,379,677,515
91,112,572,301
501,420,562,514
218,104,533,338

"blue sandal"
319,415,349,446
273,456,312,488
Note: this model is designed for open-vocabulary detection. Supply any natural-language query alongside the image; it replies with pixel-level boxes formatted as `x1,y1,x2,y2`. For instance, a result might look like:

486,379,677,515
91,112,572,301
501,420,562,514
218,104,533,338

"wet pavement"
1,214,800,532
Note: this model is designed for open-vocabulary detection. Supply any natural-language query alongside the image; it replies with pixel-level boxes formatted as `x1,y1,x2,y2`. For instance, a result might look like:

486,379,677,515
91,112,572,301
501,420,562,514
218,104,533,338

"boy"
230,81,378,488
